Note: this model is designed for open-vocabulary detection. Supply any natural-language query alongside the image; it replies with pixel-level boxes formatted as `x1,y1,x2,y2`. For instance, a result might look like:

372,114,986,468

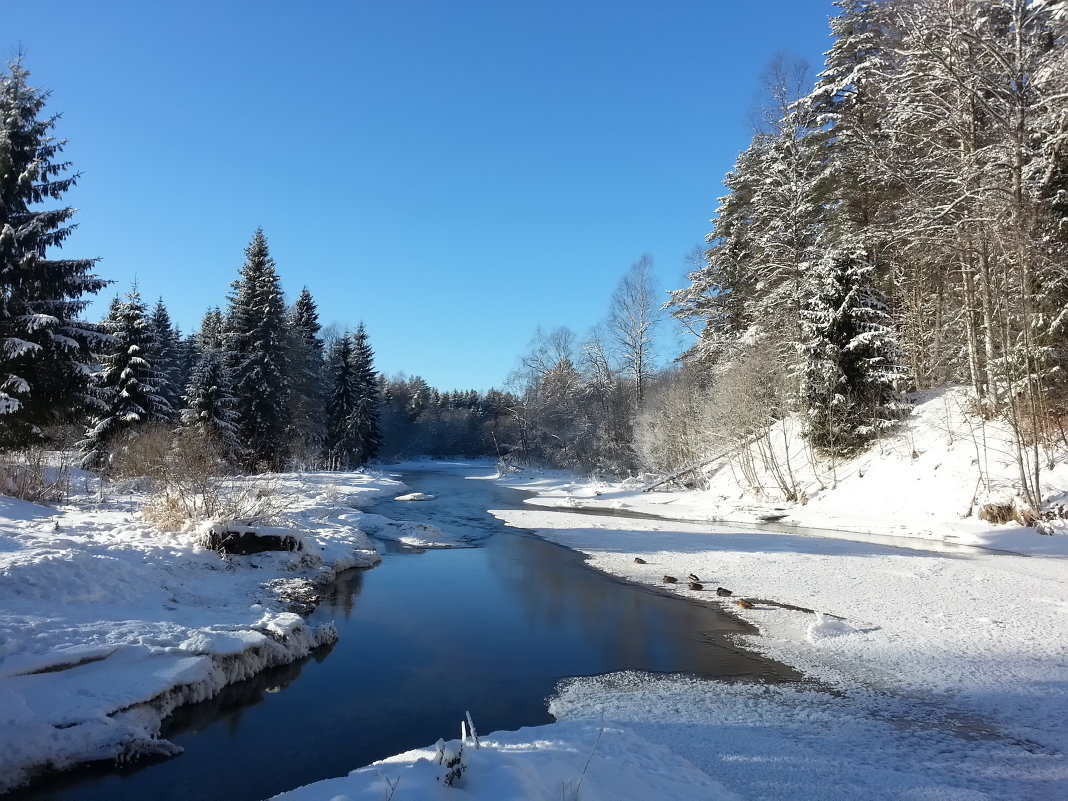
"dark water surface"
12,467,797,801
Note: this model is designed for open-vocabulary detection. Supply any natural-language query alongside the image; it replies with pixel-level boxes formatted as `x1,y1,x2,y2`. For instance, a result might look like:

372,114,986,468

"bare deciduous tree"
608,255,661,405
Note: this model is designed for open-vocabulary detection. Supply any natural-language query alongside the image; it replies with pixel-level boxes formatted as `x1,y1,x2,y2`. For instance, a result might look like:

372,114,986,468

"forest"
493,0,1068,520
1,0,1066,523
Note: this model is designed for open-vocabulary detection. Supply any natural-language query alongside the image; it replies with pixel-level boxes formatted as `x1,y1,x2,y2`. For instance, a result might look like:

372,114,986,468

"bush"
108,424,174,483
0,449,68,503
142,432,291,530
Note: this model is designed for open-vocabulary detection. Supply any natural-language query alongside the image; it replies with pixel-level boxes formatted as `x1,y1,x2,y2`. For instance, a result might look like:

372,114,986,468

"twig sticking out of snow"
376,771,400,801
563,726,605,801
466,710,480,748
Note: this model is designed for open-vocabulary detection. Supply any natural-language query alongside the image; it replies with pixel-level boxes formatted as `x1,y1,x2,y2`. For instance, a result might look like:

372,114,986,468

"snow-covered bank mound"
497,388,1068,554
0,469,395,793
356,512,461,547
394,492,436,501
270,720,737,801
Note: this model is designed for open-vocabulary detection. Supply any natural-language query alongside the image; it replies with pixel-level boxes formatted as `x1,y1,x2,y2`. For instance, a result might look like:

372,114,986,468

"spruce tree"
80,289,169,469
805,0,895,243
325,334,359,469
147,298,181,420
286,287,326,465
178,348,240,459
0,58,107,446
350,323,383,466
800,249,910,456
197,307,226,351
173,330,198,397
226,229,290,470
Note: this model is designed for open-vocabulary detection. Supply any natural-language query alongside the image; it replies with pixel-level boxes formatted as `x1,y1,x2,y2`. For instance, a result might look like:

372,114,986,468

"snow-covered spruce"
0,59,108,447
226,229,291,471
80,288,172,471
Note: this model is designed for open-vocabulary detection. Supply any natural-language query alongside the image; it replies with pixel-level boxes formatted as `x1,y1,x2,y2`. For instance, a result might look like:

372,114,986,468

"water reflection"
6,647,333,801
327,561,365,618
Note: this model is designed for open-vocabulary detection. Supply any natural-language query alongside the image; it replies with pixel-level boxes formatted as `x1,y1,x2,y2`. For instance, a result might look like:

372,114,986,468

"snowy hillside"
510,388,1068,554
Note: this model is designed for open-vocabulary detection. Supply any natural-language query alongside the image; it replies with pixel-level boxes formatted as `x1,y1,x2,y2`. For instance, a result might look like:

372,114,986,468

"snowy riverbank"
477,389,1068,799
273,390,1068,800
0,470,406,793
5,402,1067,800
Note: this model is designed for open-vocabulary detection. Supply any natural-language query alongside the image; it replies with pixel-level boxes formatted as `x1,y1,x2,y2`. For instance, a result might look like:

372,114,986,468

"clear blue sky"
6,0,837,391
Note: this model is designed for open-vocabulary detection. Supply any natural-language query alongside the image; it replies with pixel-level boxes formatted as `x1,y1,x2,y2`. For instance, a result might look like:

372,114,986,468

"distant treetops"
79,229,385,473
0,57,382,471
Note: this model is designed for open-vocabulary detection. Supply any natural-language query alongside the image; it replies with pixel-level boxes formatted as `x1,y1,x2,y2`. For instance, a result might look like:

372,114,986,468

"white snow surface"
7,388,1068,801
354,513,458,547
476,389,1068,800
0,469,395,792
271,721,739,801
394,492,436,502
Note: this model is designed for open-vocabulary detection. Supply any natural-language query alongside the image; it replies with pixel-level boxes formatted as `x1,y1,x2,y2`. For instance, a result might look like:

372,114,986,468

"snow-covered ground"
272,721,739,801
0,469,402,793
5,390,1067,800
504,388,1068,555
473,389,1068,800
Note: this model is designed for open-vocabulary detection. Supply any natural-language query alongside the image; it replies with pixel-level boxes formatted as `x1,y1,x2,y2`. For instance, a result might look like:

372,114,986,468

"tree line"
493,0,1068,518
670,0,1067,511
0,59,382,474
78,228,385,474
4,0,1066,516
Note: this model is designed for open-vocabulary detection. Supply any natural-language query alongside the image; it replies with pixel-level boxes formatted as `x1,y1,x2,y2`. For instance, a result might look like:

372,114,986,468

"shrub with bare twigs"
0,449,69,503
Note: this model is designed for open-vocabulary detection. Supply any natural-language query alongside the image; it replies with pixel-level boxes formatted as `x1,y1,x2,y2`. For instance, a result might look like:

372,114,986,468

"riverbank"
477,391,1068,799
0,470,399,793
498,387,1068,555
489,495,1068,799
5,450,1066,799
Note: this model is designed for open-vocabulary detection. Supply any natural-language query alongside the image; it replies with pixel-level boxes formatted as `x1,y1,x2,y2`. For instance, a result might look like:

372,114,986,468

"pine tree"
800,249,910,456
286,287,326,465
349,323,383,466
147,299,181,420
0,58,107,446
226,229,290,470
178,348,240,458
80,289,169,469
325,334,359,469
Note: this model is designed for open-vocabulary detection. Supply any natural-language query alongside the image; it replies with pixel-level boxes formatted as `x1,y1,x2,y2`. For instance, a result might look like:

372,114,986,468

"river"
10,467,797,801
